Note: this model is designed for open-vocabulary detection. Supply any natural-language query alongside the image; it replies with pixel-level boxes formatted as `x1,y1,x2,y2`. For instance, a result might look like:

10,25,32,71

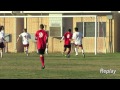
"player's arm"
46,37,48,43
71,33,76,43
46,37,48,46
60,36,64,42
16,37,19,43
1,33,6,42
69,34,73,42
46,32,48,45
29,33,31,39
16,35,21,43
2,37,6,42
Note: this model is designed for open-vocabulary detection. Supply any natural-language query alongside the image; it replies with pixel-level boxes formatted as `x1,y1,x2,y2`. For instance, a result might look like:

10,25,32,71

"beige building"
0,11,120,54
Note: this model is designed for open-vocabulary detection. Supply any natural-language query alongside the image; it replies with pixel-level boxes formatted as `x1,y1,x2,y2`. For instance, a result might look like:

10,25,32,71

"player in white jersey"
72,27,85,58
17,29,31,56
0,26,6,58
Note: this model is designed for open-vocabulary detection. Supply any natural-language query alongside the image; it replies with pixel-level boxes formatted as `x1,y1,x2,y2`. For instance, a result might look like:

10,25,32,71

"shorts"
38,49,45,54
74,44,83,47
23,44,29,47
0,42,5,48
64,45,71,48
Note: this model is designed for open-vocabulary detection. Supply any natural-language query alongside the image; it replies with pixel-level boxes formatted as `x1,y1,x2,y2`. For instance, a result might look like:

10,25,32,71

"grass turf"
0,52,120,79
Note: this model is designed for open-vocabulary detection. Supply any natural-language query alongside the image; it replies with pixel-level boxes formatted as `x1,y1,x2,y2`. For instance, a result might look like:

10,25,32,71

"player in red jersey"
60,29,72,58
35,24,48,69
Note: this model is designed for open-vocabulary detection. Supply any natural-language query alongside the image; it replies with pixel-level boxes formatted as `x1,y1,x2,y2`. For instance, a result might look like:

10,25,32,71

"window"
84,22,95,37
98,22,106,37
76,22,106,37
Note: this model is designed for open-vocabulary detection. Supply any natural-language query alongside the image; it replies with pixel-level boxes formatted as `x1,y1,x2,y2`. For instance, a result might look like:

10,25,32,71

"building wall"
26,18,39,52
0,15,118,53
0,18,4,25
113,13,120,52
4,18,16,52
16,18,24,52
63,17,73,33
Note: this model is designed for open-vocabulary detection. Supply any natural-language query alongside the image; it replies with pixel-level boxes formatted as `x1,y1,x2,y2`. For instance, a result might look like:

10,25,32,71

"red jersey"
64,32,72,45
35,29,48,49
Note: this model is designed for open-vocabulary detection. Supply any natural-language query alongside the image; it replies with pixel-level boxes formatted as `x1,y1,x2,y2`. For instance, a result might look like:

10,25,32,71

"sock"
46,48,48,54
75,48,78,55
67,51,70,55
26,48,28,54
82,49,84,54
63,48,66,55
67,49,71,55
40,56,44,67
37,50,38,53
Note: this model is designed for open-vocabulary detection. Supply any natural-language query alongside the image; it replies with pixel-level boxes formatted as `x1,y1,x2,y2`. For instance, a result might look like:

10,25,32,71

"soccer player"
16,29,31,56
0,26,6,58
72,27,85,58
35,24,48,69
0,26,6,52
60,29,73,58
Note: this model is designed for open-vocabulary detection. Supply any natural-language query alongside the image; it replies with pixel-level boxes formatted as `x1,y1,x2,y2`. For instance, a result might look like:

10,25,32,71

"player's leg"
38,49,45,69
24,46,27,54
26,44,29,56
45,45,48,54
26,47,28,56
74,45,78,56
63,45,67,55
66,45,71,58
23,45,26,53
79,44,85,58
24,44,29,56
0,48,2,58
0,42,5,58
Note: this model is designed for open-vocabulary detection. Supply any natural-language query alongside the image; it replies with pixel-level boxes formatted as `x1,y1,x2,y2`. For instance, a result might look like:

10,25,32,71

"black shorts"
38,49,45,54
64,45,71,48
0,42,5,48
23,44,29,47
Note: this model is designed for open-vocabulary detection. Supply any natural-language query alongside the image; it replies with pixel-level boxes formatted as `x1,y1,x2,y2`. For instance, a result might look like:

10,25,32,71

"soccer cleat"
27,54,29,56
62,52,64,55
41,66,45,69
67,54,70,58
75,54,78,56
83,53,85,58
25,51,27,54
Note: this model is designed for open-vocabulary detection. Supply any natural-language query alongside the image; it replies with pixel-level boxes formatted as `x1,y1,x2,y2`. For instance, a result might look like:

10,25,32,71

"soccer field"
0,52,120,79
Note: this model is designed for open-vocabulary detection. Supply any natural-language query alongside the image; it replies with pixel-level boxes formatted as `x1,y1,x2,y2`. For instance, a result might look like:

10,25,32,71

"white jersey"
19,32,31,45
0,31,4,43
1,30,4,37
72,32,83,45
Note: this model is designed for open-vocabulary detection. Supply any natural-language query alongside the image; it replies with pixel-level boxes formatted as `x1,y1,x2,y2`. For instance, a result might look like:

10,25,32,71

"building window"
98,22,106,37
84,22,95,37
76,22,106,37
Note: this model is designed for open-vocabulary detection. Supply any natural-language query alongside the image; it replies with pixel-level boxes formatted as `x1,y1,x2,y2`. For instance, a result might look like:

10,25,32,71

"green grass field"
0,52,120,79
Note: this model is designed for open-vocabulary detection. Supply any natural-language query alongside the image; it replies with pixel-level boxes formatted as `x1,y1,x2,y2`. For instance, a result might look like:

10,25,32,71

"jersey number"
39,32,43,38
67,34,70,38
